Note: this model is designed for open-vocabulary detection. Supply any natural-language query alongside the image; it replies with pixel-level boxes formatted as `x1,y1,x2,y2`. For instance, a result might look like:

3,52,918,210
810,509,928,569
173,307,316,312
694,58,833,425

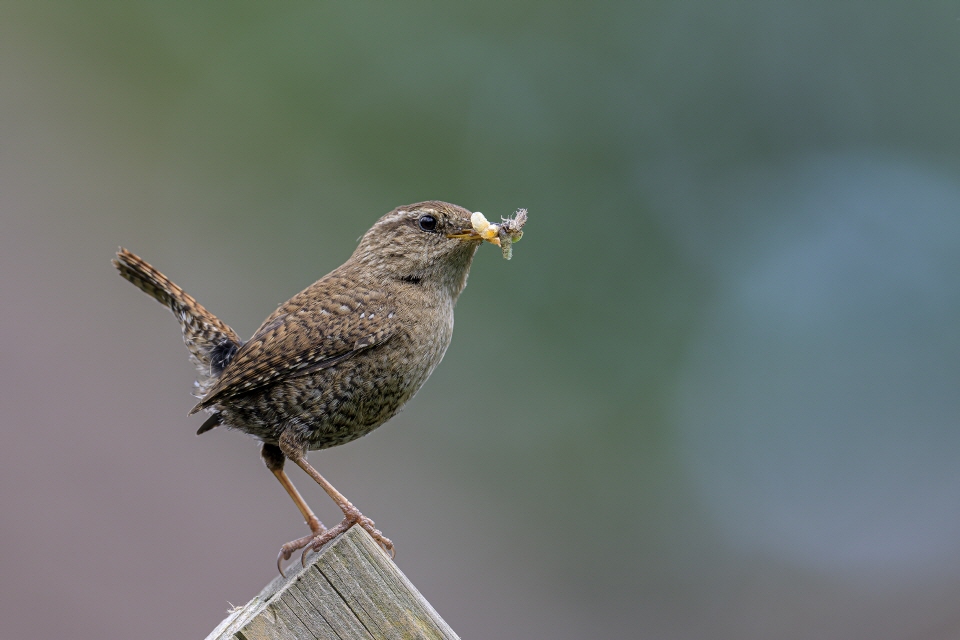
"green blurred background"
4,3,960,638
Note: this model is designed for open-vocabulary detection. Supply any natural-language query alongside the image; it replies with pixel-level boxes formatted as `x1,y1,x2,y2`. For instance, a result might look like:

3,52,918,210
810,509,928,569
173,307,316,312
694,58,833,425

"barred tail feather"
113,248,242,398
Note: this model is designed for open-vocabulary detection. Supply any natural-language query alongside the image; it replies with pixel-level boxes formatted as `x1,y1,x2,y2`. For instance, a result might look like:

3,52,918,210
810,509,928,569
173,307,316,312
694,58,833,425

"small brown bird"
114,201,523,572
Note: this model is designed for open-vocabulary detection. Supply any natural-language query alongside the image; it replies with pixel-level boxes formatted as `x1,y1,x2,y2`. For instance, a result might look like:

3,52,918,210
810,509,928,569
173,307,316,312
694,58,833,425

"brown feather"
190,276,396,413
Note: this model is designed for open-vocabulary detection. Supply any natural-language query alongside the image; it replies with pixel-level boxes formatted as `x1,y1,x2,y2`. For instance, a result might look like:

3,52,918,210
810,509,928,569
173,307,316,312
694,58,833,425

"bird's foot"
277,516,326,576
299,507,394,566
350,510,394,558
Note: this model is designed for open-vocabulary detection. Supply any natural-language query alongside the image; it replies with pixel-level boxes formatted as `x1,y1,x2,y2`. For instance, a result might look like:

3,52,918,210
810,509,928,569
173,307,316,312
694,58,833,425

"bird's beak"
446,225,501,246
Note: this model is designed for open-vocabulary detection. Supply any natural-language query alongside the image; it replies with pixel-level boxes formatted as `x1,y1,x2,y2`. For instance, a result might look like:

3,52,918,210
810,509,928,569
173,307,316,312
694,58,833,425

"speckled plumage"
204,269,454,450
114,201,487,567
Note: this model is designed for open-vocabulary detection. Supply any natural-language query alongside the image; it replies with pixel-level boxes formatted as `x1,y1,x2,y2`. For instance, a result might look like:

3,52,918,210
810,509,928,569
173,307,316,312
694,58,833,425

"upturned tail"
113,248,242,400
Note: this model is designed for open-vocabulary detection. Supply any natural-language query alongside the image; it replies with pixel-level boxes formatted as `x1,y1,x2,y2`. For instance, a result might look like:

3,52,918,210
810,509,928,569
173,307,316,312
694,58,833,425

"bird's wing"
190,277,396,413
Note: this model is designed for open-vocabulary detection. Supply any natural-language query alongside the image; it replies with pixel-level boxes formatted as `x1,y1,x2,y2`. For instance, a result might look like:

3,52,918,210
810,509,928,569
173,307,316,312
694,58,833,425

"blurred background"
3,2,960,638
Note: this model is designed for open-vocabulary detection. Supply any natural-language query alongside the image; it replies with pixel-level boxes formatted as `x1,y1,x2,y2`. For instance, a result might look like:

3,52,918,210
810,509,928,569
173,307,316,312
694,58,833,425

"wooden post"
206,525,460,640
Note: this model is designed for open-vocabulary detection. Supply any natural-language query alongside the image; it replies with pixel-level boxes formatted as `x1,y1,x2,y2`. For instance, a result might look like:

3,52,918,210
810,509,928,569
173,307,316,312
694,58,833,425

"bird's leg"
261,443,328,575
278,431,394,564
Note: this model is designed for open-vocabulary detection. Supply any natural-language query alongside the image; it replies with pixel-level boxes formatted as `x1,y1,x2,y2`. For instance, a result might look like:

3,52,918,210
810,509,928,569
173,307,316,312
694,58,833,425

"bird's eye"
418,214,438,232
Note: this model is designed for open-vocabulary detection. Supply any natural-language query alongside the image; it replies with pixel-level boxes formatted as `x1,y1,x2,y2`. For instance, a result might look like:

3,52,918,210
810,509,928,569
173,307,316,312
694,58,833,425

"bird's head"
347,201,496,299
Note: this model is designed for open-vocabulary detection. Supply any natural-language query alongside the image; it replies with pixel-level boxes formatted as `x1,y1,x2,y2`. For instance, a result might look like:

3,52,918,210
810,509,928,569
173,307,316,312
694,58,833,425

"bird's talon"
276,530,325,575
355,516,394,555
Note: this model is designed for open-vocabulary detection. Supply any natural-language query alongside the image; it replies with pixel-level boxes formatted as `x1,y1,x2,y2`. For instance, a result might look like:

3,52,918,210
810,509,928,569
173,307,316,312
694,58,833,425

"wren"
114,201,518,572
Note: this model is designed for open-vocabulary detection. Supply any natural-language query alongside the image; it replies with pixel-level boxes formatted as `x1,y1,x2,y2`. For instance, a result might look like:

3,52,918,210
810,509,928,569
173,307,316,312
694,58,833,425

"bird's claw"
295,510,395,567
276,534,311,577
357,515,395,558
277,522,327,577
344,507,394,557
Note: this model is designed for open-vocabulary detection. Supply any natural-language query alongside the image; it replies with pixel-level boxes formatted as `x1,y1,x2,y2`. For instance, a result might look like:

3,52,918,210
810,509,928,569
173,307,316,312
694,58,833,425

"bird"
113,201,517,573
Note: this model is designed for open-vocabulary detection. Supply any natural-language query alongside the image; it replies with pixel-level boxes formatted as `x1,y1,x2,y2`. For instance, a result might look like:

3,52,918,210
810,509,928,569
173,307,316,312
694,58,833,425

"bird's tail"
113,248,242,399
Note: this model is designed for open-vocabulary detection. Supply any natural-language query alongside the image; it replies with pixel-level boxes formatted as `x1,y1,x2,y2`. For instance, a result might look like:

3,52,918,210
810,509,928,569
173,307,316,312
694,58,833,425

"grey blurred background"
3,3,960,639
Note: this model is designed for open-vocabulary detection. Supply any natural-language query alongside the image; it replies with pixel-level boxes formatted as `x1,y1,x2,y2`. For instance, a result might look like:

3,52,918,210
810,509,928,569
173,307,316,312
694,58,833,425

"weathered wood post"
206,526,459,640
